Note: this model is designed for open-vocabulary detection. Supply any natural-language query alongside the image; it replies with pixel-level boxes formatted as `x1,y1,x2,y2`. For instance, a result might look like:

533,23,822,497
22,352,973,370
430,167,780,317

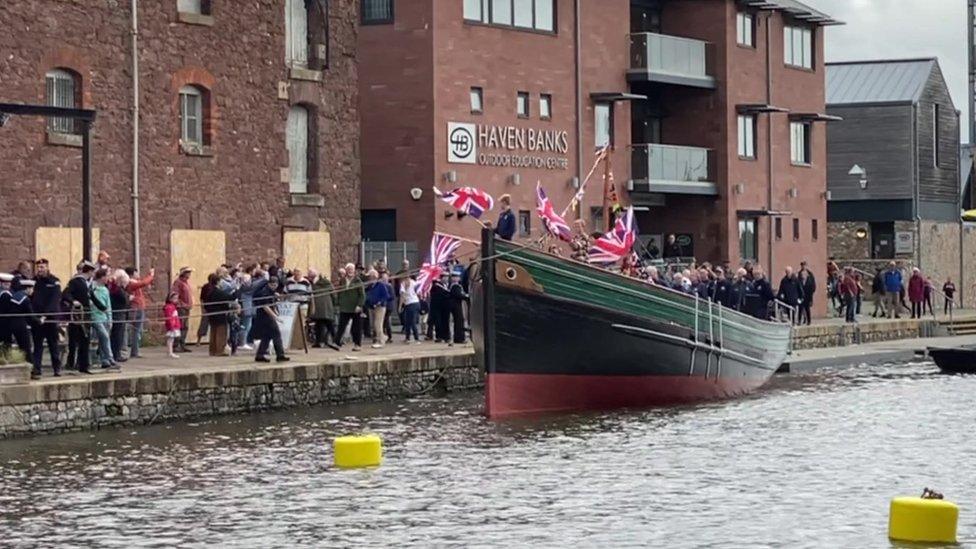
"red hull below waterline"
485,373,769,418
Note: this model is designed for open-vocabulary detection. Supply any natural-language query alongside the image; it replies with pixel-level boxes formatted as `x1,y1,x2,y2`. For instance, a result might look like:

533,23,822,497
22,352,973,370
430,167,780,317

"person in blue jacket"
494,194,516,241
882,261,903,319
364,270,392,349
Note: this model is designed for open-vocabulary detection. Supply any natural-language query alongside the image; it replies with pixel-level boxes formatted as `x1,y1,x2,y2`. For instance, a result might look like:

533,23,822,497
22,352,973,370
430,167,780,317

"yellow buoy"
333,434,383,469
888,496,958,544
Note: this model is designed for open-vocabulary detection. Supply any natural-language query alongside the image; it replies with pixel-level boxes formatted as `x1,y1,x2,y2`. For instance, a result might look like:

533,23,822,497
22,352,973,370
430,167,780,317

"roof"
739,0,842,26
826,58,937,106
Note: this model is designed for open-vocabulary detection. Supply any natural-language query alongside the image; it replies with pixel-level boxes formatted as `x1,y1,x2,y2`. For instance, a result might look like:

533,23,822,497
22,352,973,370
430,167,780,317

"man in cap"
0,275,36,370
494,194,516,241
0,273,13,348
171,267,194,352
448,267,468,345
31,259,63,377
64,260,96,374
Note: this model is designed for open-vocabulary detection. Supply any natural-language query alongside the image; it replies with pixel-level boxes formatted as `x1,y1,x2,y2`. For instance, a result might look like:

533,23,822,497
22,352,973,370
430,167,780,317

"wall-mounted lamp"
849,164,868,190
788,188,799,198
855,227,868,239
509,173,521,186
443,170,457,184
823,190,832,201
444,210,455,219
570,176,580,189
409,187,423,201
734,183,745,195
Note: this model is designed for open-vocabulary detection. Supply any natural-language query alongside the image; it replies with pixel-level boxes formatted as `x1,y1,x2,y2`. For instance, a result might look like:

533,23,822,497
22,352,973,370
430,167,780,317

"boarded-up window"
286,0,309,67
45,69,78,134
287,105,309,194
178,0,202,13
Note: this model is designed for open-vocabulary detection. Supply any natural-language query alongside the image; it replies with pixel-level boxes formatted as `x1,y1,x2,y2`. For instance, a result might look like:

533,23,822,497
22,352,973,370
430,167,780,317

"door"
870,222,894,259
630,0,661,33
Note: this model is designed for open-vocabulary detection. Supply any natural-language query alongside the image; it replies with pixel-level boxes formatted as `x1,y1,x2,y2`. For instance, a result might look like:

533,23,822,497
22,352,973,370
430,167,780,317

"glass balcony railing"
631,144,714,194
630,32,713,86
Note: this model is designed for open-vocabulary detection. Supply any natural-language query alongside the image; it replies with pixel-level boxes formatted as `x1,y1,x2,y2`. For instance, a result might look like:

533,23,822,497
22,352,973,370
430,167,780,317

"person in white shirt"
399,277,421,343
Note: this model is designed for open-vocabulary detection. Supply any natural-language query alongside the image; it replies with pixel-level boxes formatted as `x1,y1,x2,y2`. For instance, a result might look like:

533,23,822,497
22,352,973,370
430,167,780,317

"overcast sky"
812,0,971,142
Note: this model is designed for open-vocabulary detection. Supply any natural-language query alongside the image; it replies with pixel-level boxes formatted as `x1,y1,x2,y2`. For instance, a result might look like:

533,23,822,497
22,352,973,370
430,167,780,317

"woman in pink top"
124,267,155,358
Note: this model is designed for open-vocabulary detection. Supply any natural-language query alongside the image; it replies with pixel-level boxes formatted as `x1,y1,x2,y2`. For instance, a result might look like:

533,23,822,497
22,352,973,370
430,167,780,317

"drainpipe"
913,103,921,270
958,109,964,305
131,0,142,272
764,13,774,275
574,0,583,220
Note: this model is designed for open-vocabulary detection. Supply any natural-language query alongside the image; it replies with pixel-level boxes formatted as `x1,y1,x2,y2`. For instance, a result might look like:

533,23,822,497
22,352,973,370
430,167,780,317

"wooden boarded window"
286,0,309,68
287,105,310,194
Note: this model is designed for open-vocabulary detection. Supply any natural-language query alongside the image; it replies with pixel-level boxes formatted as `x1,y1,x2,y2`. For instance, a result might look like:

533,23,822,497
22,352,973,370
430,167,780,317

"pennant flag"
416,232,462,297
433,187,495,219
536,183,573,242
588,207,637,264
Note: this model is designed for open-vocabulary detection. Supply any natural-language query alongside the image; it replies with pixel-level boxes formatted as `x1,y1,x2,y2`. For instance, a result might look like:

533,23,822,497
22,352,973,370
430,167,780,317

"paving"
781,334,976,374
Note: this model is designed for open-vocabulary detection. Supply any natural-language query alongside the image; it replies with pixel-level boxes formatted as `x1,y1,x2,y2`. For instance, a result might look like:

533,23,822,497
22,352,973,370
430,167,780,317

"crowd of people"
0,251,472,380
827,261,957,322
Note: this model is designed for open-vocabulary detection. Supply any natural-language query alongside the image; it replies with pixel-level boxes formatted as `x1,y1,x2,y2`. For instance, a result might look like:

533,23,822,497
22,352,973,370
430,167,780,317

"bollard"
888,496,958,544
333,434,383,469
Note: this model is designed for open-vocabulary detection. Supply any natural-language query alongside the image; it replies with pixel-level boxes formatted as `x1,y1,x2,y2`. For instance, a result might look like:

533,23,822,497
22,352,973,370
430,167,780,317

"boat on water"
929,347,976,374
471,229,794,418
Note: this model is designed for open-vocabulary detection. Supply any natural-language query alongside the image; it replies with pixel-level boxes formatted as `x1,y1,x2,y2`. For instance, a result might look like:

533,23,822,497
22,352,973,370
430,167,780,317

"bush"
0,347,27,365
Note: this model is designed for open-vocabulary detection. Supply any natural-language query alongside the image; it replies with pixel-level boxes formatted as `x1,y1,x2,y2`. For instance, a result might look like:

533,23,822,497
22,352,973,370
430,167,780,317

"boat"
470,229,794,418
928,347,976,374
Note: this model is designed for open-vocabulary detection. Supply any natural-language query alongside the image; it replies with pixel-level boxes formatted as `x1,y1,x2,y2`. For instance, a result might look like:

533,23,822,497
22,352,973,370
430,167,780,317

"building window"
737,114,756,159
933,104,940,166
45,68,79,134
774,217,782,240
739,218,757,261
465,0,555,32
736,12,754,47
518,210,531,237
517,91,530,118
792,218,800,241
361,209,397,241
286,0,309,68
540,93,552,120
361,0,393,24
784,25,813,69
790,121,811,164
470,87,483,114
812,219,819,241
179,85,205,147
177,0,211,14
286,105,310,194
595,102,611,150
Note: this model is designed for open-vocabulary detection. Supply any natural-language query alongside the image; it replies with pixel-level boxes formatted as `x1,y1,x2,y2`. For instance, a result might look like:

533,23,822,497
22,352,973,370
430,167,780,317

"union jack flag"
433,187,494,219
535,183,573,242
416,232,462,297
588,207,637,264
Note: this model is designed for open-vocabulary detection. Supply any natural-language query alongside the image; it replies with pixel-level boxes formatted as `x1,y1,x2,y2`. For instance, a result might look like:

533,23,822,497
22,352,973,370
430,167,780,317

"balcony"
630,144,717,196
628,33,716,89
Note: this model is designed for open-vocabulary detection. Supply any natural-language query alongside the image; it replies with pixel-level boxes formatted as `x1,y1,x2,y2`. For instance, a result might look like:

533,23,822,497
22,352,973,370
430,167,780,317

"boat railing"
773,299,797,354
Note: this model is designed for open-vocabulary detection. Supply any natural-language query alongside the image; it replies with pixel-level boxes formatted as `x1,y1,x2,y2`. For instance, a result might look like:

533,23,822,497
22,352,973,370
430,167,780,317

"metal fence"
360,241,420,270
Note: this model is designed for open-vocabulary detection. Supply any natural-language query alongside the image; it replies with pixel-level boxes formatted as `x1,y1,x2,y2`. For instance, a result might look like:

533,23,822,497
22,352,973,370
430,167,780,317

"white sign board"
895,231,914,254
275,301,299,347
447,122,477,164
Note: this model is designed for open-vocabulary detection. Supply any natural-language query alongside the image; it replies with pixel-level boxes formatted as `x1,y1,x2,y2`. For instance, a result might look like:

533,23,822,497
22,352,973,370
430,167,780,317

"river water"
0,361,973,548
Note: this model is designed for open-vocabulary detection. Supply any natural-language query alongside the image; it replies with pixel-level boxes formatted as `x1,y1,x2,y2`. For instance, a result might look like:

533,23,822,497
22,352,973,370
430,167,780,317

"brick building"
359,0,837,313
0,0,360,290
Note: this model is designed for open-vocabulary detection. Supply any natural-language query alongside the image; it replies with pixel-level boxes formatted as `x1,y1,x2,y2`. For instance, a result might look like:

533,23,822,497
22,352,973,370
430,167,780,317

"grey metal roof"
826,59,936,106
739,0,842,25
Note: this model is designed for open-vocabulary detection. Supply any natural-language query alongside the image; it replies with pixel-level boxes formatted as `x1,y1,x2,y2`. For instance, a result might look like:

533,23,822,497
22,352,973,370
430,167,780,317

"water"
0,361,974,548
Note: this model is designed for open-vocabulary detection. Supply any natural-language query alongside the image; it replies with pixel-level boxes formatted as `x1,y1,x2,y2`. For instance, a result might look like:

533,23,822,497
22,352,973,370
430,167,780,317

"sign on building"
447,122,477,164
895,231,914,254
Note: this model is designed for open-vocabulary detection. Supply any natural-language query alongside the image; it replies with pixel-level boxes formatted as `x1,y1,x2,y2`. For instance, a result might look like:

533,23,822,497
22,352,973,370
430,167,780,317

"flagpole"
560,147,606,219
602,146,613,232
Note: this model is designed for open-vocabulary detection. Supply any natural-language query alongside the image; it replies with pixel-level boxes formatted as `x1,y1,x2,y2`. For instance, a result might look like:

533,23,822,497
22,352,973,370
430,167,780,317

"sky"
812,0,971,142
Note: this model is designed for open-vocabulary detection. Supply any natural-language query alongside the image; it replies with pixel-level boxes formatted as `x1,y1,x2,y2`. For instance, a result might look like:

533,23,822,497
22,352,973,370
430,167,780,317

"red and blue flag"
434,187,494,219
588,207,637,264
535,183,573,242
416,232,462,297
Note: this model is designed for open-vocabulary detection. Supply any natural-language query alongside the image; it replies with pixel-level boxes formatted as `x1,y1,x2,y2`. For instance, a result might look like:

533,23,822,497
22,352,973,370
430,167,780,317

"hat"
179,266,194,275
34,258,49,265
452,266,464,277
79,260,96,272
438,270,449,278
19,279,35,288
0,273,12,282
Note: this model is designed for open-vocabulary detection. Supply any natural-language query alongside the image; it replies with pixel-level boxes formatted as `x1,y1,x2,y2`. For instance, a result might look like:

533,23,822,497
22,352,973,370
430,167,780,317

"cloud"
812,0,970,141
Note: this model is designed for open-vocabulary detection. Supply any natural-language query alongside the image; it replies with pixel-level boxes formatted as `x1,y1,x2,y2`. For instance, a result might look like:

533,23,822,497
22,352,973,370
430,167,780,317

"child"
163,293,182,358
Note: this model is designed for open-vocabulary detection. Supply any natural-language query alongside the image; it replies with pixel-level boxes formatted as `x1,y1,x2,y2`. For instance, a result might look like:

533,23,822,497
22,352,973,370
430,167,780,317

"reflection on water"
0,362,974,548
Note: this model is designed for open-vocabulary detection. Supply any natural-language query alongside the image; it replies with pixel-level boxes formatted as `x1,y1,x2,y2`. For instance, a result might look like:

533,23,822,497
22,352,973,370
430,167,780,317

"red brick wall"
0,0,360,289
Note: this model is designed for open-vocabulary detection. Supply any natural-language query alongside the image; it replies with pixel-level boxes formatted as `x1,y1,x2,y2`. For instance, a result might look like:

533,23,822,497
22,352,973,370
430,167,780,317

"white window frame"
594,102,611,150
738,218,757,261
470,87,483,114
287,105,310,194
736,12,754,47
45,69,77,134
737,114,756,158
784,25,813,69
179,85,204,146
790,121,811,165
517,91,530,118
177,0,202,14
285,0,309,68
540,93,552,120
466,0,554,32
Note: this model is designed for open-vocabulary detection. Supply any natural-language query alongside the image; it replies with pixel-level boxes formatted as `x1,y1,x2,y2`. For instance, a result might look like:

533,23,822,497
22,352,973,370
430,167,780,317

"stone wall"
919,221,962,300
828,221,871,259
791,318,940,350
0,353,481,439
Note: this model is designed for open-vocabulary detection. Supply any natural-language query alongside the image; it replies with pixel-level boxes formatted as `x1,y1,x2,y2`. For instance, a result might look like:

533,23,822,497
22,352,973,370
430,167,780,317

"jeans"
110,316,127,361
93,321,114,366
402,303,420,341
128,309,145,357
240,315,254,345
844,295,856,323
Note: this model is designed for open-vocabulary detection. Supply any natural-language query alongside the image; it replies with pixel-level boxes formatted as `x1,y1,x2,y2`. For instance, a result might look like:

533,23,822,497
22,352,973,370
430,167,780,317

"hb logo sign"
447,122,477,164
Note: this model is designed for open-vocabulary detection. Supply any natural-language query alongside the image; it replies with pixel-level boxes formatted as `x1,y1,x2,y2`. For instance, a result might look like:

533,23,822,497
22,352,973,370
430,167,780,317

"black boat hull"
929,347,976,374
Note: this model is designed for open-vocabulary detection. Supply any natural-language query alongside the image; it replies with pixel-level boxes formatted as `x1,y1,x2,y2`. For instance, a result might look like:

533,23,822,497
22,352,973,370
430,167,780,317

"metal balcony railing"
631,144,716,195
629,33,715,88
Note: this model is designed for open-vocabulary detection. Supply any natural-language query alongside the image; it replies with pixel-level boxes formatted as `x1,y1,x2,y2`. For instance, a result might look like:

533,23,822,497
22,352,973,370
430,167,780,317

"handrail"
630,143,714,154
629,31,710,47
